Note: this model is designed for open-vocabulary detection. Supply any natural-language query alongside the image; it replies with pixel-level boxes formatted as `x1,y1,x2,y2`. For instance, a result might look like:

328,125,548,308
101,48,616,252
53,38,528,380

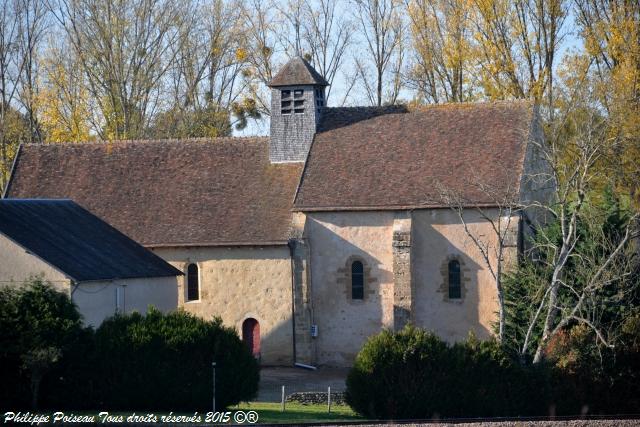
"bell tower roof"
268,56,329,88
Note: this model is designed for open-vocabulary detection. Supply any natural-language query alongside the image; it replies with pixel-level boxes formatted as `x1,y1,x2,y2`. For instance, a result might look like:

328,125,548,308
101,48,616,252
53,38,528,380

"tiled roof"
5,138,303,247
0,199,182,281
293,101,535,210
269,56,329,87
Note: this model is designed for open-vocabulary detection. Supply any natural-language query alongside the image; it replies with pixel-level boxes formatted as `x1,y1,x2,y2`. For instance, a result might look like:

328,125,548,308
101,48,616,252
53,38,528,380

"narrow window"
294,89,304,98
351,261,364,300
187,263,199,301
281,91,292,114
448,260,461,299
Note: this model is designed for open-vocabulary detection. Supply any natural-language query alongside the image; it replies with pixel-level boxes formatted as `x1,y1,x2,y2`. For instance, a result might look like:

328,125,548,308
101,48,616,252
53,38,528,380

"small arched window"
187,263,199,301
351,261,364,300
448,260,461,299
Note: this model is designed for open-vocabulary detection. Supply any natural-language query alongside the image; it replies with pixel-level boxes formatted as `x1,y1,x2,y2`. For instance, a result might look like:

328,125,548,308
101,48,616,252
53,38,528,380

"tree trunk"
30,373,42,410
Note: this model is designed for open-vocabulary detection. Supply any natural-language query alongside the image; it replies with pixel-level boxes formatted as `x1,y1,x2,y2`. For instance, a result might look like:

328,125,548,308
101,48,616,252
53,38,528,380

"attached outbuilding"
0,199,182,327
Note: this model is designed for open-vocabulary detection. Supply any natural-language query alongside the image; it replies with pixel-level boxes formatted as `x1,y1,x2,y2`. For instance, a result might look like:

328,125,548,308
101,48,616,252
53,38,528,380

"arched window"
448,260,461,299
187,263,199,301
351,261,364,300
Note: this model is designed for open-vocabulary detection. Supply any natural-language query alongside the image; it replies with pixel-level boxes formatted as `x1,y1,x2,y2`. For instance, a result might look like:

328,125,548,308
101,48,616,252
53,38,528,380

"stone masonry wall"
304,211,395,366
152,245,294,365
392,214,413,331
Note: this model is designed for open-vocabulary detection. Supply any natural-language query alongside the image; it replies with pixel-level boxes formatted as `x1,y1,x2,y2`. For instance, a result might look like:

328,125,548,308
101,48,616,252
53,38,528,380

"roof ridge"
408,98,533,111
323,99,532,113
21,136,270,147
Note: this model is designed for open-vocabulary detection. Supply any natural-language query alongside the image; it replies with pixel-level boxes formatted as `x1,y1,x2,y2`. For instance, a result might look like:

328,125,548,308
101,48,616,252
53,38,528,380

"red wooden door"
242,318,260,357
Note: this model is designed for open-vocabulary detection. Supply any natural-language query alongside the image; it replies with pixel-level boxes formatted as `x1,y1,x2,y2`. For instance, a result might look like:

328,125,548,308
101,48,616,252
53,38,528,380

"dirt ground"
256,366,349,402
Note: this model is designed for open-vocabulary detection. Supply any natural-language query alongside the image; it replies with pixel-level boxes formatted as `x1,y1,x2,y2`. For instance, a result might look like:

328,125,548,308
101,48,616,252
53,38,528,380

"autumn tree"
574,0,640,203
406,0,476,103
470,0,569,114
37,39,91,143
50,0,191,140
1,0,24,190
15,0,48,144
157,0,257,136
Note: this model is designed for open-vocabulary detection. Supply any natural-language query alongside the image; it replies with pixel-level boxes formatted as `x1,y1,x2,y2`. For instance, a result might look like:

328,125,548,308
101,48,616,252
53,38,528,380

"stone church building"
3,57,548,367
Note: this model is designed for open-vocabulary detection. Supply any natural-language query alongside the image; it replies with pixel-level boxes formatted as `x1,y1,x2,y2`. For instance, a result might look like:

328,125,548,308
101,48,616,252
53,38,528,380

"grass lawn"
233,401,364,424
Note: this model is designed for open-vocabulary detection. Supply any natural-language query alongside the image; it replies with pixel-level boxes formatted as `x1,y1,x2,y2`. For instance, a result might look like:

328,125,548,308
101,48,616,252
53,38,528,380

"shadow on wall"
304,212,393,367
412,210,493,342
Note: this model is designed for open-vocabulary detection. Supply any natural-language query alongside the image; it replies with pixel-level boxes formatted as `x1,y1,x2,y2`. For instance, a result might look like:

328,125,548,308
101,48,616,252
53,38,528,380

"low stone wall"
285,391,346,405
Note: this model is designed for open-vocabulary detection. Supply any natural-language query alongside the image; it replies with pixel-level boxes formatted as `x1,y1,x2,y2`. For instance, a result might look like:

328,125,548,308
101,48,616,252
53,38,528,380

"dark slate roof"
5,138,304,247
293,100,535,210
0,199,182,282
269,56,329,87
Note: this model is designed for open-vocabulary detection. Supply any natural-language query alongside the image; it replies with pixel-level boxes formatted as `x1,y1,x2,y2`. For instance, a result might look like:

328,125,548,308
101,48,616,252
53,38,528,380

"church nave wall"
152,245,294,365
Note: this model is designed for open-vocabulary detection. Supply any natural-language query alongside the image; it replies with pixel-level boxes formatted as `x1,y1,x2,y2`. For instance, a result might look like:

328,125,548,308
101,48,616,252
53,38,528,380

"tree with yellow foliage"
470,0,569,115
36,43,91,143
406,0,477,103
575,0,640,203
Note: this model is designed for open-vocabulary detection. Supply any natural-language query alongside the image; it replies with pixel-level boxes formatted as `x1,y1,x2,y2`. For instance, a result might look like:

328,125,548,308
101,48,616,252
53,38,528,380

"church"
2,57,549,367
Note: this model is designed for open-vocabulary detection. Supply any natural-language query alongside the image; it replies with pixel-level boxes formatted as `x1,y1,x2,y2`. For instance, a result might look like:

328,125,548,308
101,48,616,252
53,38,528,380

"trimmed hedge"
346,325,640,419
0,280,259,411
93,308,259,410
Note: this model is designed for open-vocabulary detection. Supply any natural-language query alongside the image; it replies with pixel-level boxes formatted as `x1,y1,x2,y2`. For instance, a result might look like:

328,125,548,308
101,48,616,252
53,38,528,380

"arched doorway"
242,318,260,358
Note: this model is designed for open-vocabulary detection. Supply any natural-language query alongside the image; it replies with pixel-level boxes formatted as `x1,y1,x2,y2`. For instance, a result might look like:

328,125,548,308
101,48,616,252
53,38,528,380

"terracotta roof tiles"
294,100,535,210
5,138,303,247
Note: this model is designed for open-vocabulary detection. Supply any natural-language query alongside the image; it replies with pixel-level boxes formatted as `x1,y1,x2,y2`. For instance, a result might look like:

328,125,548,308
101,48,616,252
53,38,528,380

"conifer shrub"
93,308,259,410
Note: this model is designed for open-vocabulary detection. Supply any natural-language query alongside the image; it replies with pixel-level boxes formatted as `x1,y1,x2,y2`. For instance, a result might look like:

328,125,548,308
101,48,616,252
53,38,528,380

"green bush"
93,308,259,410
0,280,259,411
0,278,90,410
545,319,640,415
346,327,450,419
346,326,550,419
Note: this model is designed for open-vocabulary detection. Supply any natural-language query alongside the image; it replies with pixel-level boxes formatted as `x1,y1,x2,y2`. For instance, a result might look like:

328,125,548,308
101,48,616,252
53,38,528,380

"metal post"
212,362,217,412
328,386,331,413
281,385,285,412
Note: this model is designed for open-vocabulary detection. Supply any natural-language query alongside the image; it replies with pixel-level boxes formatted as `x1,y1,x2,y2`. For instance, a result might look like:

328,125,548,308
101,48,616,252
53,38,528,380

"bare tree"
50,0,191,139
16,0,48,144
352,0,404,106
277,0,306,57
161,0,250,131
302,0,353,102
239,0,279,116
437,177,522,342
0,0,26,190
521,104,639,362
